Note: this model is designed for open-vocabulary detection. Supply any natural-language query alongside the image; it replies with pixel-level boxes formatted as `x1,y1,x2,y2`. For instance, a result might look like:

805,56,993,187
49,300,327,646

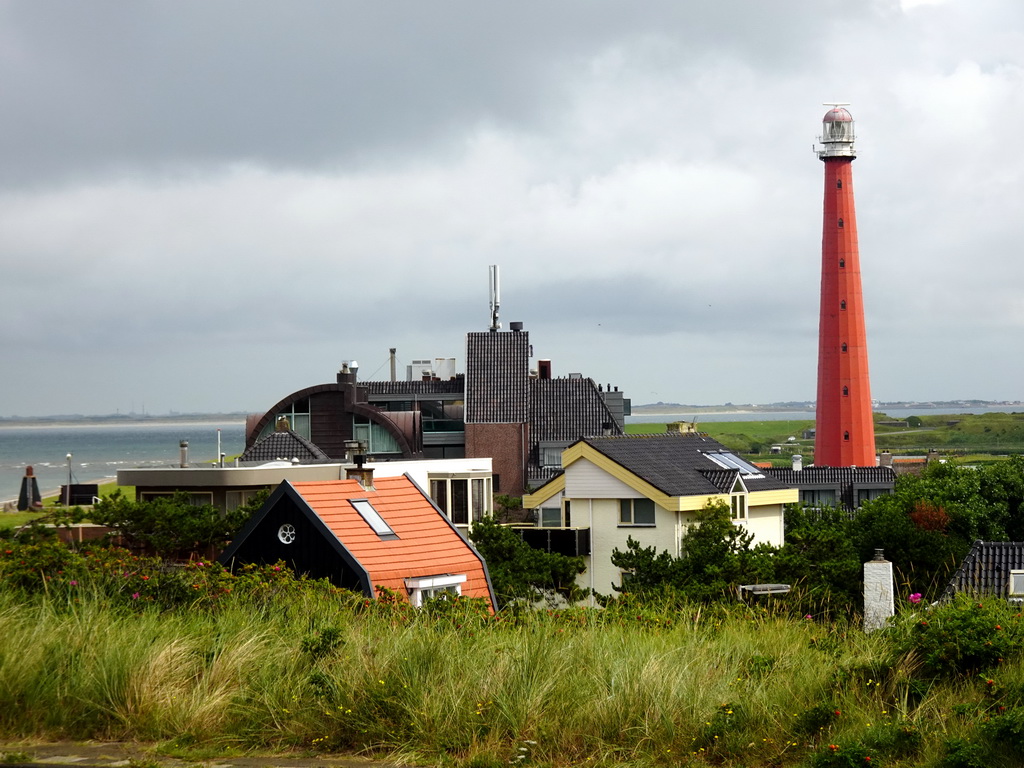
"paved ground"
0,742,401,768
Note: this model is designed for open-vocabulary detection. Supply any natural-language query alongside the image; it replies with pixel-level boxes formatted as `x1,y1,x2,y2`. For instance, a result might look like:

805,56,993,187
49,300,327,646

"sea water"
0,421,246,504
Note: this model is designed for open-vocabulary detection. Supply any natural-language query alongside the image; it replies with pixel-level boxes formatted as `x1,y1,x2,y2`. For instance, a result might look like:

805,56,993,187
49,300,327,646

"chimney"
179,440,189,468
879,451,893,468
538,359,552,380
343,440,364,463
863,549,894,632
792,454,803,471
602,422,613,436
926,449,939,464
666,421,695,435
346,455,375,490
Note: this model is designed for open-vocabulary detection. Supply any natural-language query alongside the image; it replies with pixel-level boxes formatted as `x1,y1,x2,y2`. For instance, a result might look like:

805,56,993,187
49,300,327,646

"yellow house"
522,433,798,602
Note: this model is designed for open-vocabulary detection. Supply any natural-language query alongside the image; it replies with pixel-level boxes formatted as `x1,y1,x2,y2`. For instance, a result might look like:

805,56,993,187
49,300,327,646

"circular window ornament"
278,523,297,544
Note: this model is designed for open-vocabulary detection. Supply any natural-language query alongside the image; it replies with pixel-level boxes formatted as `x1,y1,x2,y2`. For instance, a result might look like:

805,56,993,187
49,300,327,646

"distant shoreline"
0,417,247,430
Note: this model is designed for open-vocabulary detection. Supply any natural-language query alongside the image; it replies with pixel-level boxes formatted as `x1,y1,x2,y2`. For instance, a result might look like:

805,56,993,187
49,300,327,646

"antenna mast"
488,264,501,331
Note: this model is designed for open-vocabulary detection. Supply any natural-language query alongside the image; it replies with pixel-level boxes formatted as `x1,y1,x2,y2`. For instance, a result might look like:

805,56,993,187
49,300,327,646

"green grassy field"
628,411,1024,463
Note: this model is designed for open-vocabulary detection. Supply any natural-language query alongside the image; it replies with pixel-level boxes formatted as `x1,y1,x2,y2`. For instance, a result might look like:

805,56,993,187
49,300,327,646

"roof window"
351,499,398,539
704,451,764,478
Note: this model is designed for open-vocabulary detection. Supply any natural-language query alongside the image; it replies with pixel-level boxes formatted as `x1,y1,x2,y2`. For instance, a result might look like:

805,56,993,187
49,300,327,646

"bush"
893,596,1023,678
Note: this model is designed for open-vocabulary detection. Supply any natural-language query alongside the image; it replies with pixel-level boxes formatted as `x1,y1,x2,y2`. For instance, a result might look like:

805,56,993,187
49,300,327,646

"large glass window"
429,474,492,525
353,415,401,454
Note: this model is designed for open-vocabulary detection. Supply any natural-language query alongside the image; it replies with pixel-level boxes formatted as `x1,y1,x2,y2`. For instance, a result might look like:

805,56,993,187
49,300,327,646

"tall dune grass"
1,585,1022,766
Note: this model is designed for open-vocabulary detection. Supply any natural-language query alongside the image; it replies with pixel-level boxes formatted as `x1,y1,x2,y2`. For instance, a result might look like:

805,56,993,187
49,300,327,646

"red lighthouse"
814,105,876,466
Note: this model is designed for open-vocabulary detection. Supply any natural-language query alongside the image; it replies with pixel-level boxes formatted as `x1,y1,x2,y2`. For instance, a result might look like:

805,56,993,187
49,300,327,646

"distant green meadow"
628,411,1024,461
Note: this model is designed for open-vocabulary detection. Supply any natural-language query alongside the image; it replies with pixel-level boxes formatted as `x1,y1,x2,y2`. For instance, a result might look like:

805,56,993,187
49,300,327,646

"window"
801,489,837,507
539,500,571,528
540,446,564,468
353,415,401,454
257,397,310,441
619,498,656,526
226,489,263,511
840,300,847,310
1009,570,1024,596
730,477,747,520
844,431,850,441
839,258,845,268
836,179,842,189
351,499,397,539
540,507,562,527
838,218,844,228
278,523,296,544
843,386,849,396
406,574,467,607
731,493,746,520
842,343,848,352
430,474,492,525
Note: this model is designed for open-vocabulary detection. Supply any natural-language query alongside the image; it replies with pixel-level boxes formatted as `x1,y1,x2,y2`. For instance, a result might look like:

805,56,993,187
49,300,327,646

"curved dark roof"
240,429,332,464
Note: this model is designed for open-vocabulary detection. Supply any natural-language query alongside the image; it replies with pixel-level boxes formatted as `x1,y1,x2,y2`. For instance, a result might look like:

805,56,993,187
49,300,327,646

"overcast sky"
2,0,1022,417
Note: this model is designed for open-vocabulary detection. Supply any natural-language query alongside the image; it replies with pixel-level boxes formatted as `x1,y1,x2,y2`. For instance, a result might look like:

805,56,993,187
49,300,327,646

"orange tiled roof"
289,476,493,607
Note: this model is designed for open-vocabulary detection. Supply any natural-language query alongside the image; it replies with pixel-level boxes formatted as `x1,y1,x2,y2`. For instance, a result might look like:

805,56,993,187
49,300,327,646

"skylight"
351,499,397,538
703,452,764,478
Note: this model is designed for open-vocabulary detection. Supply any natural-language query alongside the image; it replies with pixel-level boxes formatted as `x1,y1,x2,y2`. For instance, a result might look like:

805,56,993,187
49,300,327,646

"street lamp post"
65,453,72,506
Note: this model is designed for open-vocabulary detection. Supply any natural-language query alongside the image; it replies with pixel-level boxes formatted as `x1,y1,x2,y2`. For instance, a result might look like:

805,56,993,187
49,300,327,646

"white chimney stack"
863,549,895,632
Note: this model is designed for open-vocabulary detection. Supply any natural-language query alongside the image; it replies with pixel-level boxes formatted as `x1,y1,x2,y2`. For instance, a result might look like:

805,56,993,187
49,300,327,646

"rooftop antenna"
488,264,501,331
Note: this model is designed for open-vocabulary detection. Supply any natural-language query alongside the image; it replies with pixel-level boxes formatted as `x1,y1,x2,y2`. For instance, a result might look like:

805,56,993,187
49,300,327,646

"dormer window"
406,574,467,606
730,477,747,520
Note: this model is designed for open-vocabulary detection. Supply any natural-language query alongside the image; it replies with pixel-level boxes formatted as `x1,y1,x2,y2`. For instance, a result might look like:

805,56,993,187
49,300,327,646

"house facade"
118,455,494,530
522,433,798,601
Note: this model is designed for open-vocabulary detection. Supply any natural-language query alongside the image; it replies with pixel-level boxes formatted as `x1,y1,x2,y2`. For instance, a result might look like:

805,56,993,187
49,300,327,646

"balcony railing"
512,526,591,557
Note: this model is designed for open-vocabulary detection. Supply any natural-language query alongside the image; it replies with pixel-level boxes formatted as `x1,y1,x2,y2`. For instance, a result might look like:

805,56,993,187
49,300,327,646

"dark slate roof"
943,541,1024,600
700,469,741,494
240,429,332,464
765,466,897,487
529,378,623,443
362,378,464,396
465,331,529,423
580,433,793,497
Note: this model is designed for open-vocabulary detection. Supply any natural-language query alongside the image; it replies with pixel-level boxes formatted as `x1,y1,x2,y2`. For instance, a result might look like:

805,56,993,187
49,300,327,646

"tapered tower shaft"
814,107,875,466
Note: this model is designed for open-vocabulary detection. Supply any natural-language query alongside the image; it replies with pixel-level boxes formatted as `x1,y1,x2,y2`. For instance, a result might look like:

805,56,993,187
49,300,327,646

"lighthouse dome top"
818,104,855,159
823,106,853,123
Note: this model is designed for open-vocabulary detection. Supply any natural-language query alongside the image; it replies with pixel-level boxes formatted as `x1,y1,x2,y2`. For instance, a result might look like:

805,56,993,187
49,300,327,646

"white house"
522,432,798,602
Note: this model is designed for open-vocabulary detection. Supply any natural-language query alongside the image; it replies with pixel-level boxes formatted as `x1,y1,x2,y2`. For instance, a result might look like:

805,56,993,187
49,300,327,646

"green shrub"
806,742,875,768
893,596,1022,678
